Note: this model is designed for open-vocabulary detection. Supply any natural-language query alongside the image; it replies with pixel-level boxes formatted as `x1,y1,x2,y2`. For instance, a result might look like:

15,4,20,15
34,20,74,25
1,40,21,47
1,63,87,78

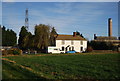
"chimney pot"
73,32,77,37
94,34,97,39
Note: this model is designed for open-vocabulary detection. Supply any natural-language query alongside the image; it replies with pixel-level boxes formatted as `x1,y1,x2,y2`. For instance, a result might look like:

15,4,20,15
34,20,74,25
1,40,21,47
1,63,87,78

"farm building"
92,18,120,51
48,32,87,53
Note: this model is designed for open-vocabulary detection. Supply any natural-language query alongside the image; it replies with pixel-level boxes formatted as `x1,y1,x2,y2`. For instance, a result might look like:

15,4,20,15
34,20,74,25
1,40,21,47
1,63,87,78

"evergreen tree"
2,26,17,46
18,26,29,50
0,25,2,46
76,31,80,35
76,31,84,38
2,26,6,46
26,32,33,49
28,35,35,49
50,27,57,46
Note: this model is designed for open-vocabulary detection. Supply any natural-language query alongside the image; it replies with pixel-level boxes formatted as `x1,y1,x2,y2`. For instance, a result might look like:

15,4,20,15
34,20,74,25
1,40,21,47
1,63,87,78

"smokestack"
73,32,77,37
108,18,112,37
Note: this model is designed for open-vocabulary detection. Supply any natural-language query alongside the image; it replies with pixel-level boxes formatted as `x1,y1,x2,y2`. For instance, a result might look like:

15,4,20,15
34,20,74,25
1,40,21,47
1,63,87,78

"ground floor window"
65,47,68,51
69,47,71,51
72,46,74,51
81,47,83,51
62,46,64,51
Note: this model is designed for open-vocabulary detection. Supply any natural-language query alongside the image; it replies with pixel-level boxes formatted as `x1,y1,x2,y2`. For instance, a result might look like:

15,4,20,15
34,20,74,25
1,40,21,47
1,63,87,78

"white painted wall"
56,40,87,52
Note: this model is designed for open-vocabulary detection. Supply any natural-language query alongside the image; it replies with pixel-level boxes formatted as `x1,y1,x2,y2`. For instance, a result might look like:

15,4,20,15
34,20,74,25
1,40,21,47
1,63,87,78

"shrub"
86,46,93,52
2,50,7,55
2,50,13,55
90,41,115,50
7,50,13,55
12,49,22,55
2,48,22,55
112,46,118,51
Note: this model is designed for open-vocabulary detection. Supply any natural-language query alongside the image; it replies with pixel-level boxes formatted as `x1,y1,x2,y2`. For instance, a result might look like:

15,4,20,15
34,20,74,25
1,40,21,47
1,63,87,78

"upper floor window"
62,40,65,45
81,41,83,45
71,40,74,45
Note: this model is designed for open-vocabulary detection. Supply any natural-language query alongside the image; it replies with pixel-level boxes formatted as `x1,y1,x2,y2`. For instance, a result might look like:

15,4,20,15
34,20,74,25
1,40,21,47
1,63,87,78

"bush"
90,41,115,50
112,46,118,51
12,49,21,55
2,48,22,55
7,50,13,55
2,50,8,55
86,46,93,52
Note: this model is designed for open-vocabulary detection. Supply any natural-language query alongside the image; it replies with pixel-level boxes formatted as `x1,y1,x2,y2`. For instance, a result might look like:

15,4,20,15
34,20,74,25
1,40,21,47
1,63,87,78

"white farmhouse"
48,32,87,53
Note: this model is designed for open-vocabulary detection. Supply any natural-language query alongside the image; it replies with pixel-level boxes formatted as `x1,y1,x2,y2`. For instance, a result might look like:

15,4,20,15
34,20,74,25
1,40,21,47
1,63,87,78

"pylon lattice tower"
25,8,29,30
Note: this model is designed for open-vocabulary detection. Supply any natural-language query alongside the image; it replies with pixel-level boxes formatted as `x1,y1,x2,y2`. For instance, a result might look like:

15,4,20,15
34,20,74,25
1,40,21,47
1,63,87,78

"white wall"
56,40,87,52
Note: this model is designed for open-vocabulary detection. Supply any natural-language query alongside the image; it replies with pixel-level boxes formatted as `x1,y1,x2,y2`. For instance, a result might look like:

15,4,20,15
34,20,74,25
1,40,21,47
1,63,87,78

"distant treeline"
1,24,85,52
1,25,17,46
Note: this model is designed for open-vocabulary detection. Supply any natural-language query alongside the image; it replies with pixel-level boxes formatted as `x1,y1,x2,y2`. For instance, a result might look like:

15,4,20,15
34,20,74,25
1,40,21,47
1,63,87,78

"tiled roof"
55,34,86,40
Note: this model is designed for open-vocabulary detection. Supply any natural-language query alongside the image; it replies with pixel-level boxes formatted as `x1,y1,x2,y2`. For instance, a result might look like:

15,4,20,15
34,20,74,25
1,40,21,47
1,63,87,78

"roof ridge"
56,34,86,40
58,34,72,36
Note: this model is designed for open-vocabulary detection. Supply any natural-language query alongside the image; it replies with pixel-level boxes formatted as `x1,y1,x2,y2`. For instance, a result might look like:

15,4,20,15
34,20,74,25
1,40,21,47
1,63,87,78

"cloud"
29,3,105,35
27,3,107,34
3,0,16,2
51,3,73,14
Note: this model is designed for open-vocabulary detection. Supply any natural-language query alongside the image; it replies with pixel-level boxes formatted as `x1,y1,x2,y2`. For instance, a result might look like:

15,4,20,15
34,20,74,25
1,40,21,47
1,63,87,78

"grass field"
2,53,120,80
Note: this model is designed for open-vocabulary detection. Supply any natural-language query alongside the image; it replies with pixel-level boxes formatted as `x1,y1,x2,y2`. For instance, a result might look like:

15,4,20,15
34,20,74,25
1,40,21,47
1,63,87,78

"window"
72,46,74,51
69,47,71,51
71,40,74,45
62,47,64,51
81,41,83,45
81,47,83,51
62,40,65,45
65,47,67,51
54,49,58,50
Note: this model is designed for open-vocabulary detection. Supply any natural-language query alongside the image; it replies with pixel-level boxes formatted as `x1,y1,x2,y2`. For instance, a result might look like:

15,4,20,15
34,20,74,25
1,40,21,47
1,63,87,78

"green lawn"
2,53,120,80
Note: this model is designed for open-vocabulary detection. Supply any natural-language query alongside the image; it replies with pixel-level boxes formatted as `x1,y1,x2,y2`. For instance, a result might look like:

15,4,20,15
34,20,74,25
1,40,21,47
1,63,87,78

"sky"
2,0,120,2
1,1,119,40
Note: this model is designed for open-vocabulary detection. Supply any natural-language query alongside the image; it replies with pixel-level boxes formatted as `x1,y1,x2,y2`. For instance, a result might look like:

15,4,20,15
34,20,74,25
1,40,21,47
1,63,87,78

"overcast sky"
1,1,119,40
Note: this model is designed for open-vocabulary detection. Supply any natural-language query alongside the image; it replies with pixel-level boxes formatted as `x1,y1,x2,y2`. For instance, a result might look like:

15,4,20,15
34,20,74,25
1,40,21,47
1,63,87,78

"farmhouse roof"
95,36,117,40
55,34,86,40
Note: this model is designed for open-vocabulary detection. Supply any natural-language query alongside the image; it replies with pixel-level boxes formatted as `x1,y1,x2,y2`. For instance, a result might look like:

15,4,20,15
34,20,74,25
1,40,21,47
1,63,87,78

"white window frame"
71,40,74,45
62,40,65,45
81,41,83,45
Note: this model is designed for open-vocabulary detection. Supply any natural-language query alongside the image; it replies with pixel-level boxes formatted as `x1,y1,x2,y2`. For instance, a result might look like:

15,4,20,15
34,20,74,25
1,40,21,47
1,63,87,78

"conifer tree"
50,27,57,46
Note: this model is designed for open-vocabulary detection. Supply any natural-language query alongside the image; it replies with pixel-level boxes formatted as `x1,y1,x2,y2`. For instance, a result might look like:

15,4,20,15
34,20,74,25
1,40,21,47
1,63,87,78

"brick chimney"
94,34,97,39
73,32,77,37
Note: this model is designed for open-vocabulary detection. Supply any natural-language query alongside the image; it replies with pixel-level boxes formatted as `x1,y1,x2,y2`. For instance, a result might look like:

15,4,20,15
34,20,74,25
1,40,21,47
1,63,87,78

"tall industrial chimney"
108,18,112,37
